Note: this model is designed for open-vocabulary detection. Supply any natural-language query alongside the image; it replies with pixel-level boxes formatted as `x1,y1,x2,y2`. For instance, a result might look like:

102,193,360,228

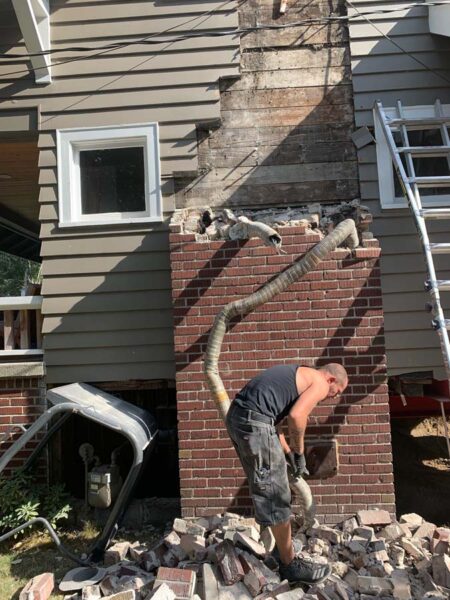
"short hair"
319,363,348,386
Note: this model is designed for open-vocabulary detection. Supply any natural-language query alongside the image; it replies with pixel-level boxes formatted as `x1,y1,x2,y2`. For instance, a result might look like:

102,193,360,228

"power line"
0,0,238,78
346,0,450,88
2,0,450,61
2,0,450,84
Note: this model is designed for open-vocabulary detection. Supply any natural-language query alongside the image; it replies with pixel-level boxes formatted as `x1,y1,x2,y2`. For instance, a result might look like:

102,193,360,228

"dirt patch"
392,416,450,525
411,416,450,439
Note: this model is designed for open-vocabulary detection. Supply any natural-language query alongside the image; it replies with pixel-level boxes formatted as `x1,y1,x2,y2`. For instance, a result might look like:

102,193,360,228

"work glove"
286,451,309,478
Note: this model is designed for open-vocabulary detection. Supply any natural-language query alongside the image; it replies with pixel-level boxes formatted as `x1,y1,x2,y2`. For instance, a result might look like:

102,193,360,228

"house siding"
348,0,450,378
1,0,239,383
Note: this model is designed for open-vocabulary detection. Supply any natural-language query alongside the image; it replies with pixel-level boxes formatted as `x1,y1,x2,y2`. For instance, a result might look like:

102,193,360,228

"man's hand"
286,451,309,478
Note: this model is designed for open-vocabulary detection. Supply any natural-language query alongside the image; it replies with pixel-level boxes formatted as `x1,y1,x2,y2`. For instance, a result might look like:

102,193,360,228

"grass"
0,522,164,599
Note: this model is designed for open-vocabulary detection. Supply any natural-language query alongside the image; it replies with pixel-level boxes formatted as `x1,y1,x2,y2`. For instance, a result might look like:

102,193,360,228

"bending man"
226,363,348,585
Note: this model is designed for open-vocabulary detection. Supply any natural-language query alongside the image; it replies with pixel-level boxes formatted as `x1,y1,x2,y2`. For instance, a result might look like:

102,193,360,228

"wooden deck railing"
0,296,43,358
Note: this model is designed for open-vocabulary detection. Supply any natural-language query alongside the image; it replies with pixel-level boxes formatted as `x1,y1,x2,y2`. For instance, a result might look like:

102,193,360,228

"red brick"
19,573,54,600
170,229,393,524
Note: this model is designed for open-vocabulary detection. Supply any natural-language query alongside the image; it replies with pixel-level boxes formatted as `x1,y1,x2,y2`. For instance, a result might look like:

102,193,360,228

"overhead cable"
2,0,450,60
346,0,450,87
2,0,450,85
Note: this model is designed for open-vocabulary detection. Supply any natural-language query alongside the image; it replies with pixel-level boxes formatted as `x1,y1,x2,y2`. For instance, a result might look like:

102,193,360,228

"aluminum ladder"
374,99,450,459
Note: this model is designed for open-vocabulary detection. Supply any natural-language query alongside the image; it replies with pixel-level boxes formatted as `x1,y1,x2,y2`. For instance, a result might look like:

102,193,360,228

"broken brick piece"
201,563,220,600
104,542,130,566
432,527,450,554
431,554,450,588
391,570,412,600
81,585,102,600
276,591,305,600
179,534,206,560
129,543,148,562
102,591,136,600
233,531,266,558
315,526,342,546
244,570,266,597
254,580,290,600
19,573,54,600
400,537,425,560
356,510,391,528
141,550,162,572
413,522,436,541
154,566,196,599
215,540,245,586
379,522,404,541
399,513,423,531
356,576,392,595
100,576,122,597
147,583,177,599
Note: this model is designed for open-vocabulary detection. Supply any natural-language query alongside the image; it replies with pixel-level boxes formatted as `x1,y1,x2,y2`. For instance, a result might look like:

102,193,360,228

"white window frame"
374,103,450,209
57,123,162,227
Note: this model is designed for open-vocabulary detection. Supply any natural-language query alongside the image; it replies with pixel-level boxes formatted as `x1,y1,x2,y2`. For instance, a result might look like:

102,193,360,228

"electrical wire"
2,0,450,60
0,0,238,78
2,0,450,86
346,0,450,87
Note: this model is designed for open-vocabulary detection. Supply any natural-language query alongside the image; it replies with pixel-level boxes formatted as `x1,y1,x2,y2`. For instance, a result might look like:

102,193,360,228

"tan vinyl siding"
2,0,239,383
348,0,450,377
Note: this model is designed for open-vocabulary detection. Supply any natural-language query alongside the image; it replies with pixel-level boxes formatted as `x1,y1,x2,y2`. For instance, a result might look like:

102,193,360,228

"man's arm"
276,425,291,454
287,379,329,454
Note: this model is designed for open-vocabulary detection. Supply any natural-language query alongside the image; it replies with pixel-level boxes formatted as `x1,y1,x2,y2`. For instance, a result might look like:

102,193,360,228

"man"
225,363,348,585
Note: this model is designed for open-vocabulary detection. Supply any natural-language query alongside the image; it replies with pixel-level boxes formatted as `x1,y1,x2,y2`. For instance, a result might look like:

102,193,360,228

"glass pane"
80,147,145,215
393,129,450,197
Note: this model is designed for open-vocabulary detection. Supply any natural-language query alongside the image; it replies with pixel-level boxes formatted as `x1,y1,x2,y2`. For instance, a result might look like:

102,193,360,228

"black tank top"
234,364,300,424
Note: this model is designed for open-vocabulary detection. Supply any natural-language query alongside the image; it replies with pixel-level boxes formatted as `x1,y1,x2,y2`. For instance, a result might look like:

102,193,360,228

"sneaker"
279,555,331,585
272,538,303,563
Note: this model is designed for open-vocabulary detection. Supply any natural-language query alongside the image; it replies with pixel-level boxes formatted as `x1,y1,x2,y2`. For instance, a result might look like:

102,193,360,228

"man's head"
319,363,348,397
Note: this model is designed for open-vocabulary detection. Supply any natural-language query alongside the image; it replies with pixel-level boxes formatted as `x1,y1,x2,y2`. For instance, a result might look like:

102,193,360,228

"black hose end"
269,234,282,247
432,319,441,331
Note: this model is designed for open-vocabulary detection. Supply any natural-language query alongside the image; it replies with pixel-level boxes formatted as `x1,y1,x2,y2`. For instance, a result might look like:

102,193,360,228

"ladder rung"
433,319,450,332
429,243,450,254
411,176,450,187
399,146,450,157
420,208,450,219
387,116,450,127
437,280,450,291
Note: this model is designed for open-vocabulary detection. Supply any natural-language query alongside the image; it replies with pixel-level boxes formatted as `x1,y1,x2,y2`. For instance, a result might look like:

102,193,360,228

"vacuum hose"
204,218,359,527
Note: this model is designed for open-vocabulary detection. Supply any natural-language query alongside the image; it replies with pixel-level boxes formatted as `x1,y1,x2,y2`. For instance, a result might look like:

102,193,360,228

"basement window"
374,104,450,209
57,124,162,226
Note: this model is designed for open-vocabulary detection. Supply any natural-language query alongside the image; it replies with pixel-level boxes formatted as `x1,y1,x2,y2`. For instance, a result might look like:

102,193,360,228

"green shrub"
0,470,71,536
0,252,41,297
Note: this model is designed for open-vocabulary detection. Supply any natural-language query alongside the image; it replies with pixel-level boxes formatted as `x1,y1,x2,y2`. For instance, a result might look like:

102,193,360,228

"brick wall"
169,224,395,525
0,376,47,479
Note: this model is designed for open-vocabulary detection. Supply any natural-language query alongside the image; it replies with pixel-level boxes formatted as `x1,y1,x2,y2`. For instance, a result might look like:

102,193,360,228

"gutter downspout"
204,218,359,527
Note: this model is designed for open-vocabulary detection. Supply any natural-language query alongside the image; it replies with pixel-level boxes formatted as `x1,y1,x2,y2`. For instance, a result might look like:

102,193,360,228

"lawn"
0,522,100,600
0,522,163,599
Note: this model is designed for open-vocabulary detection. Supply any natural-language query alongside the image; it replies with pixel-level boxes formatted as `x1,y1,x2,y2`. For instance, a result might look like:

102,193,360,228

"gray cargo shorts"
226,403,292,526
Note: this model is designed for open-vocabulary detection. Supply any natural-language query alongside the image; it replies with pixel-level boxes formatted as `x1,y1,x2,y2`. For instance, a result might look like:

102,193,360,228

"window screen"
393,128,450,198
79,147,146,215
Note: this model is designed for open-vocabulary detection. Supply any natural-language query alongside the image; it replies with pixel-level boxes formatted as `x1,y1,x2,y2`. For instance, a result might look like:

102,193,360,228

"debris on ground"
19,571,54,600
19,509,450,599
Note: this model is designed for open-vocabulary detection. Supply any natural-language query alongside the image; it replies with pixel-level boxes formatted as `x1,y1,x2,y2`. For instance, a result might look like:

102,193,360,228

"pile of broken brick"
19,508,450,600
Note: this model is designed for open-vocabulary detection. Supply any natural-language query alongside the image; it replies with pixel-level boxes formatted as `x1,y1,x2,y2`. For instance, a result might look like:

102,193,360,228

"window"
374,104,450,209
57,124,162,226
